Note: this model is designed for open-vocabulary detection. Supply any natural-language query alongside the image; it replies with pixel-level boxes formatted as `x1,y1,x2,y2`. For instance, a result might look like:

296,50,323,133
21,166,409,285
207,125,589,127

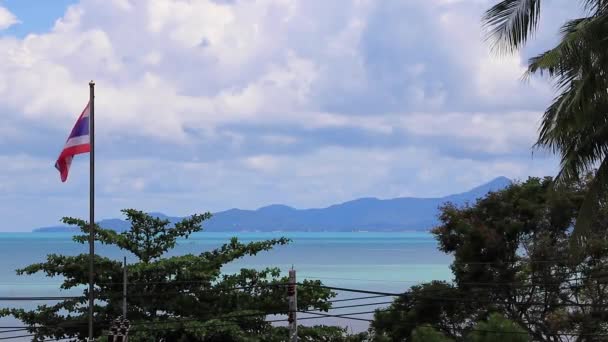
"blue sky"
0,0,579,231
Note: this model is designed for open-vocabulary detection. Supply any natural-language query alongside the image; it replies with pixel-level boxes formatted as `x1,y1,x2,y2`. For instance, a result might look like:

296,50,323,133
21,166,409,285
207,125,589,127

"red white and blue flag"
55,103,91,182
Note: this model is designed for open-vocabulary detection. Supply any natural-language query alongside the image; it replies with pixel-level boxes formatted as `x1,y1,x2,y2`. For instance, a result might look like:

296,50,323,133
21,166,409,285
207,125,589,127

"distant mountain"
33,177,512,233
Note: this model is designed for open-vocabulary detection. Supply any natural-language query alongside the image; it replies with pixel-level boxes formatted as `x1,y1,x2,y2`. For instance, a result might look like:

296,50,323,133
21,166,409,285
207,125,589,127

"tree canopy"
371,177,608,341
410,314,530,342
0,209,338,341
467,313,529,342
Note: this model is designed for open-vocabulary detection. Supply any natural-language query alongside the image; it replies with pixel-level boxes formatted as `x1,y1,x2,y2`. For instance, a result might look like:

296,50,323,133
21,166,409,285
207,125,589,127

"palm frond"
532,14,608,165
484,0,608,245
483,0,542,53
583,0,608,14
552,107,608,186
571,157,608,255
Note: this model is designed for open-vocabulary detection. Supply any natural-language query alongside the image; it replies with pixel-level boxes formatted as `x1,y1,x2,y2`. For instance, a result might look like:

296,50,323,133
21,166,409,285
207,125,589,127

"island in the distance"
34,177,511,233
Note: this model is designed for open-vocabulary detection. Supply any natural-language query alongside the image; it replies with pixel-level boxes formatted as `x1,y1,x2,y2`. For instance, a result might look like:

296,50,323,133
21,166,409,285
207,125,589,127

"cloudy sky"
0,0,580,231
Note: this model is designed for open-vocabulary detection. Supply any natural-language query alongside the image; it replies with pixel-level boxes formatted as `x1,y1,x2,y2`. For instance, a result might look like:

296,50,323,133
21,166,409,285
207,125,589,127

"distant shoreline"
30,228,433,233
27,177,510,234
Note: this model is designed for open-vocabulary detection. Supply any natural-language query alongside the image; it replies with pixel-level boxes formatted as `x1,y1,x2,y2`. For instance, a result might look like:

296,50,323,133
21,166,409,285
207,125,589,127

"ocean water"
0,232,453,338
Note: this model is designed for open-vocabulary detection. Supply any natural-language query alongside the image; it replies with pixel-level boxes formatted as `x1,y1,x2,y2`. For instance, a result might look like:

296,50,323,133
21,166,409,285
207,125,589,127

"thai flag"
55,103,91,182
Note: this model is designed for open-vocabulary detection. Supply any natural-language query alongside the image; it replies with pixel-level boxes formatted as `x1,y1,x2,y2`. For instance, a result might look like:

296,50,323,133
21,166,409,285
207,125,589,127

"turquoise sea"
0,232,453,338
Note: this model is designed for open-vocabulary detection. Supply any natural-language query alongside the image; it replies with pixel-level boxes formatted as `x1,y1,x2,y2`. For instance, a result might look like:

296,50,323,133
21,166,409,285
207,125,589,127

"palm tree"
483,0,608,246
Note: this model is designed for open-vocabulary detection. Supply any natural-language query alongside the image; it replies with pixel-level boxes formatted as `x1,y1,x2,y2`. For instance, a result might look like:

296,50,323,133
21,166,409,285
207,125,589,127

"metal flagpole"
88,80,96,341
288,268,297,342
123,256,127,318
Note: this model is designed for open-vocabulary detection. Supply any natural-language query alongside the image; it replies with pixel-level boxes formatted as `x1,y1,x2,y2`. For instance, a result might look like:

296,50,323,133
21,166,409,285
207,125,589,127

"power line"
298,310,608,338
298,310,373,322
0,280,589,301
324,301,394,310
29,313,608,340
300,270,608,288
0,334,35,341
0,329,28,335
3,280,608,340
5,310,608,339
4,288,608,309
296,283,608,308
118,319,608,339
298,277,608,293
0,324,87,330
0,334,73,341
299,275,420,283
298,284,400,296
0,312,286,340
0,296,81,301
328,295,392,303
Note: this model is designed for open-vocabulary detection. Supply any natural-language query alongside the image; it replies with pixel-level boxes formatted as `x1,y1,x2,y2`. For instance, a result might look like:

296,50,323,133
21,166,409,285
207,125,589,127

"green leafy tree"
372,177,608,341
411,325,454,342
483,0,608,242
0,209,335,341
269,325,369,342
467,313,529,342
372,281,473,340
408,315,528,342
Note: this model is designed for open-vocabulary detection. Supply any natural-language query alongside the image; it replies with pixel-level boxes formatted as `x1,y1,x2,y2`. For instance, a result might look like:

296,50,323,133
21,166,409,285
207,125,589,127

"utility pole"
122,256,127,318
288,268,297,342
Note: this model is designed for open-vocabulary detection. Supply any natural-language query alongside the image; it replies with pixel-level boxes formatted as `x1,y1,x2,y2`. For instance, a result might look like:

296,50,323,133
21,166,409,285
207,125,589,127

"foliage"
371,177,608,341
268,325,369,341
411,313,530,342
372,281,472,340
411,325,454,342
408,314,529,342
0,209,336,341
467,313,529,342
483,0,608,243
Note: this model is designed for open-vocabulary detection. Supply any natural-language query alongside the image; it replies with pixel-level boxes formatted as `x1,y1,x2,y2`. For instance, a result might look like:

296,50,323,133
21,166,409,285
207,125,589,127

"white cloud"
0,146,555,218
399,111,541,153
0,0,570,230
0,0,554,142
260,135,297,145
0,6,18,30
434,3,552,108
243,155,280,173
0,0,328,140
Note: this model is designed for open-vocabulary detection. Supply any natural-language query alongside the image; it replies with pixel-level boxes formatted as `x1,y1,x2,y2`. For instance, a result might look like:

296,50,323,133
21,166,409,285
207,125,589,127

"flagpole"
88,80,95,341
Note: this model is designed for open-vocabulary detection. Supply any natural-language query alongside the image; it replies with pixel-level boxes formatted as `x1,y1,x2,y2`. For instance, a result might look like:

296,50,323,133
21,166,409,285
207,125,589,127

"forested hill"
34,177,511,233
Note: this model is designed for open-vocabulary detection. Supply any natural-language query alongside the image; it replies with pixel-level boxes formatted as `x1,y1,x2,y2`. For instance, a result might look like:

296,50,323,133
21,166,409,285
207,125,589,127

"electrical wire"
0,335,72,341
297,284,400,296
0,328,28,335
328,294,392,303
4,287,608,309
299,275,420,283
0,334,35,341
4,308,608,339
298,310,373,322
3,279,608,338
0,296,81,301
324,301,394,310
296,310,608,338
